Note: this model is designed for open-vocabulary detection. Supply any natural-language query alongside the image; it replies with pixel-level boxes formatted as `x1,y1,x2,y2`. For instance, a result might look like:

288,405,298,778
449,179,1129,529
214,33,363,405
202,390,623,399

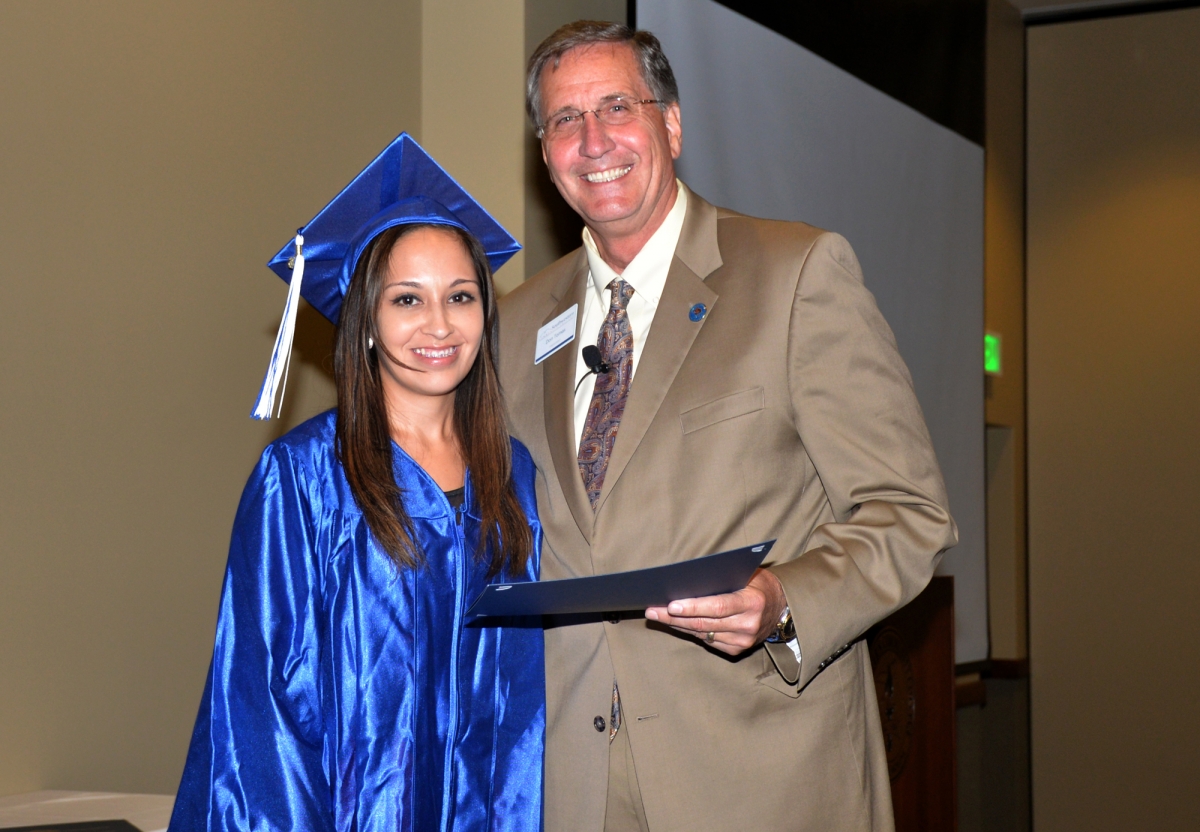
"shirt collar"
581,180,688,306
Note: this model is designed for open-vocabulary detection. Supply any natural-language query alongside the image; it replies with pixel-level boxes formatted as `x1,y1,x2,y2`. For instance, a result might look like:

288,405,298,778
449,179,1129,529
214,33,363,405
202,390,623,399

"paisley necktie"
578,278,636,510
578,278,635,742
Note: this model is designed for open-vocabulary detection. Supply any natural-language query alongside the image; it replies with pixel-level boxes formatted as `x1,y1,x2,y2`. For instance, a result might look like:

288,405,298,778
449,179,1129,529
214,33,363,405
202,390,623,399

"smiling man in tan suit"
498,21,957,832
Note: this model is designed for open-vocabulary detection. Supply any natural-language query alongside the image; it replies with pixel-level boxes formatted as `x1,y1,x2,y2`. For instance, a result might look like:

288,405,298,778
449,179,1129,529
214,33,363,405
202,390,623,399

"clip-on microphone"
575,345,612,393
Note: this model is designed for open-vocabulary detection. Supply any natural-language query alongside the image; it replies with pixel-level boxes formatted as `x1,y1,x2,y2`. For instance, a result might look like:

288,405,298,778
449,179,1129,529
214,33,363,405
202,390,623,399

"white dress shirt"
572,181,688,448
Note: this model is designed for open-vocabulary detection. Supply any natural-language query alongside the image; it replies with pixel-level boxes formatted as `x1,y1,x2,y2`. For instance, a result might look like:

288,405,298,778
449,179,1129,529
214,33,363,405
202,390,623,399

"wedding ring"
704,631,716,644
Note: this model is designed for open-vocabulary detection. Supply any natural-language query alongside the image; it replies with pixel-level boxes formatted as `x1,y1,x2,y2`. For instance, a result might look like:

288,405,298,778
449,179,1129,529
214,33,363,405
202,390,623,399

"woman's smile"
410,344,462,364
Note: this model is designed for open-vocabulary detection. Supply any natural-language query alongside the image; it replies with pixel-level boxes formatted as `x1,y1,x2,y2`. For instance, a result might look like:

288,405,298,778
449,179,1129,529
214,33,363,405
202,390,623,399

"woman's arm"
169,444,333,832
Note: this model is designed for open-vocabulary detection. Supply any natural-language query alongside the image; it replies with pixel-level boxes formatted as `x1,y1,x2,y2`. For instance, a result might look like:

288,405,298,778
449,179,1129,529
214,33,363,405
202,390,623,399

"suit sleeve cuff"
763,639,802,686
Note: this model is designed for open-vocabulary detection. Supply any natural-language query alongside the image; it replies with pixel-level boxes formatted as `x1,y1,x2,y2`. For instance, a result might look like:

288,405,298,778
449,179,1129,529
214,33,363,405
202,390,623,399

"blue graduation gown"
169,410,544,832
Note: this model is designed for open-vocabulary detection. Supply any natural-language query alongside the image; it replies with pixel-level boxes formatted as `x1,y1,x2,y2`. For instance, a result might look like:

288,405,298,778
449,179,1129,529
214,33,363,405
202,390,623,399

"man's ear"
540,139,561,189
664,102,683,159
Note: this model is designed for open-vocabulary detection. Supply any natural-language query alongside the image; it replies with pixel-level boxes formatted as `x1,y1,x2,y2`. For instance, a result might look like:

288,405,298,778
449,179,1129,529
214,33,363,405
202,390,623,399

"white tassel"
251,234,306,420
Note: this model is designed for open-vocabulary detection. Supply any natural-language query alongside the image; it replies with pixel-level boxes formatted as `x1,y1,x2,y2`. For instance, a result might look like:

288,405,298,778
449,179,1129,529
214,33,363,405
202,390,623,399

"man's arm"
647,231,956,686
645,568,786,655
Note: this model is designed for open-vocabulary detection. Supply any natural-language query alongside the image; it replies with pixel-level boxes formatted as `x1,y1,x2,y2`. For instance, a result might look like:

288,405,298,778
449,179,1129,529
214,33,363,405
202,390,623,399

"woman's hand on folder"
645,568,787,656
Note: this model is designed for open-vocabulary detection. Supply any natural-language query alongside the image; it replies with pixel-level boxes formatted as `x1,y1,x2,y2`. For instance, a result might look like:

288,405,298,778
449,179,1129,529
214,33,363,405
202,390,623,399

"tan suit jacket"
497,188,957,832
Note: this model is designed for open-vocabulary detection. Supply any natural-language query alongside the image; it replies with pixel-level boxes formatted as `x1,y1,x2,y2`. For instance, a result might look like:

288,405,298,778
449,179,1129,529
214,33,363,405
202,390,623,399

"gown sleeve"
169,443,334,832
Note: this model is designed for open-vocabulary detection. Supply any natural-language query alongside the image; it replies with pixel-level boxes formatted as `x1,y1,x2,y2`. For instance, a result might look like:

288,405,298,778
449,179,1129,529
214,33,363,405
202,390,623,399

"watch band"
764,605,795,643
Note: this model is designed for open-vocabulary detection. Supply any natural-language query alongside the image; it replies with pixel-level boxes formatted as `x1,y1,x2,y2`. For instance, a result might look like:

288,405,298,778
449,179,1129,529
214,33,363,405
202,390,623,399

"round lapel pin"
688,303,707,322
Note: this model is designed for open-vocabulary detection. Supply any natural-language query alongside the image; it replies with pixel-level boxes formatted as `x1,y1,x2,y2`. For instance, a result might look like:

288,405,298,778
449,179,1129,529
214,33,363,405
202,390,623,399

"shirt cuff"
786,637,802,664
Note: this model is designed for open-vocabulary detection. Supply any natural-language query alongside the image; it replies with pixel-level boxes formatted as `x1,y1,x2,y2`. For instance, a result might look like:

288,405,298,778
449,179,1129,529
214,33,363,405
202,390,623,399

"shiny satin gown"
169,411,545,832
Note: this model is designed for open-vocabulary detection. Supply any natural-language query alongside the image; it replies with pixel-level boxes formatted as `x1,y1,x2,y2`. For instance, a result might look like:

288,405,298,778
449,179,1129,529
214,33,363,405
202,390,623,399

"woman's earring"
367,336,375,350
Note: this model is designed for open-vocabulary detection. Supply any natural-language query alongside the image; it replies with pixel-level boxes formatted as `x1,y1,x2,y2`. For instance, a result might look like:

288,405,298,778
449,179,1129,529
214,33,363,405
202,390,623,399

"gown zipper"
440,494,467,832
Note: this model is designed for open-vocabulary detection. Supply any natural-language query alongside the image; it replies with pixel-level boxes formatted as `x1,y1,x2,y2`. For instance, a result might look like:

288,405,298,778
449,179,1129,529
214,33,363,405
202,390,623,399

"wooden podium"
868,576,956,832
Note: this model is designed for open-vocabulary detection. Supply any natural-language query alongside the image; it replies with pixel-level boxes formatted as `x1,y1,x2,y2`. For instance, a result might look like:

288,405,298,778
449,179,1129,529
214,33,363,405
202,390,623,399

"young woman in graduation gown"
169,140,544,832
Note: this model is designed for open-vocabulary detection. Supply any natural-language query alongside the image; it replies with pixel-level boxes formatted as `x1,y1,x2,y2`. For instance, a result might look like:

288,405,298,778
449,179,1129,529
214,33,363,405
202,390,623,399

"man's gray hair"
526,20,680,134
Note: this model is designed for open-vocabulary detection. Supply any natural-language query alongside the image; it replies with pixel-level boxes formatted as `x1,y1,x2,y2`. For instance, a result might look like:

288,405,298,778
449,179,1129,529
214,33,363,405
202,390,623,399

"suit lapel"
593,189,724,515
541,252,595,546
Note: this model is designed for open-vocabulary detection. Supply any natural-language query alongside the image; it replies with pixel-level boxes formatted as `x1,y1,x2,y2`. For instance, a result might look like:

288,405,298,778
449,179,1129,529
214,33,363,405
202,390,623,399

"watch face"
870,626,915,782
778,607,793,639
779,618,795,642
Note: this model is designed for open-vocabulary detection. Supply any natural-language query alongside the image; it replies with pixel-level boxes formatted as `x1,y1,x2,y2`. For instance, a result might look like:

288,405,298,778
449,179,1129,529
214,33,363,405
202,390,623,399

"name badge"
534,304,578,364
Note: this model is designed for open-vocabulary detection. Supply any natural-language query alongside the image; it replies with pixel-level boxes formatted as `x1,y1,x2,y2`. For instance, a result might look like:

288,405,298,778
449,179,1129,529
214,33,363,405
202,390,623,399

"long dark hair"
333,222,532,577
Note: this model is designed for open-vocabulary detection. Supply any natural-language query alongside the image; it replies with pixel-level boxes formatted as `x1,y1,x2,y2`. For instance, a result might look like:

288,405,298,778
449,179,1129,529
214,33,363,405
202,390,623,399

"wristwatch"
764,605,795,643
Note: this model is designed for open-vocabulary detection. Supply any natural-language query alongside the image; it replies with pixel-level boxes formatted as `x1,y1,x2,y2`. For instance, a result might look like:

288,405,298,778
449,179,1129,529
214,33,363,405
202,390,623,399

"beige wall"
523,0,627,277
0,0,421,796
984,0,1028,664
423,0,528,294
1027,8,1200,829
0,0,578,797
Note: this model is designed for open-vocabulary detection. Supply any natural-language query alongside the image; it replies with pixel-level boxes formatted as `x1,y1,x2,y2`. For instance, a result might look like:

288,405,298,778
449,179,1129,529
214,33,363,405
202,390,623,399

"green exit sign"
985,332,1002,376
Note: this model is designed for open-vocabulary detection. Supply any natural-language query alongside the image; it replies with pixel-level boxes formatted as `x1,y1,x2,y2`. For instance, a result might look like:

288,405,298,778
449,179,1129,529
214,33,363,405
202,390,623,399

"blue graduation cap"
252,133,521,420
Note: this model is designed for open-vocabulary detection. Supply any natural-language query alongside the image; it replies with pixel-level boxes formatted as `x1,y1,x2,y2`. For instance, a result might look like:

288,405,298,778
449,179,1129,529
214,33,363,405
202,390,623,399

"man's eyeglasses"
538,98,664,140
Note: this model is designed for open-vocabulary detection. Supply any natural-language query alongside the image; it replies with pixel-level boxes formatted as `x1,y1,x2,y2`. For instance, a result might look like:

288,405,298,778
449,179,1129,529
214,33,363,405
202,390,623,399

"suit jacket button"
594,716,607,732
605,612,620,624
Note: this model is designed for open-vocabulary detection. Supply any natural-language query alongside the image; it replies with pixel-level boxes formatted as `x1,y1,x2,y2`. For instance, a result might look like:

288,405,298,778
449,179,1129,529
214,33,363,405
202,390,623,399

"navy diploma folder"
467,540,775,618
